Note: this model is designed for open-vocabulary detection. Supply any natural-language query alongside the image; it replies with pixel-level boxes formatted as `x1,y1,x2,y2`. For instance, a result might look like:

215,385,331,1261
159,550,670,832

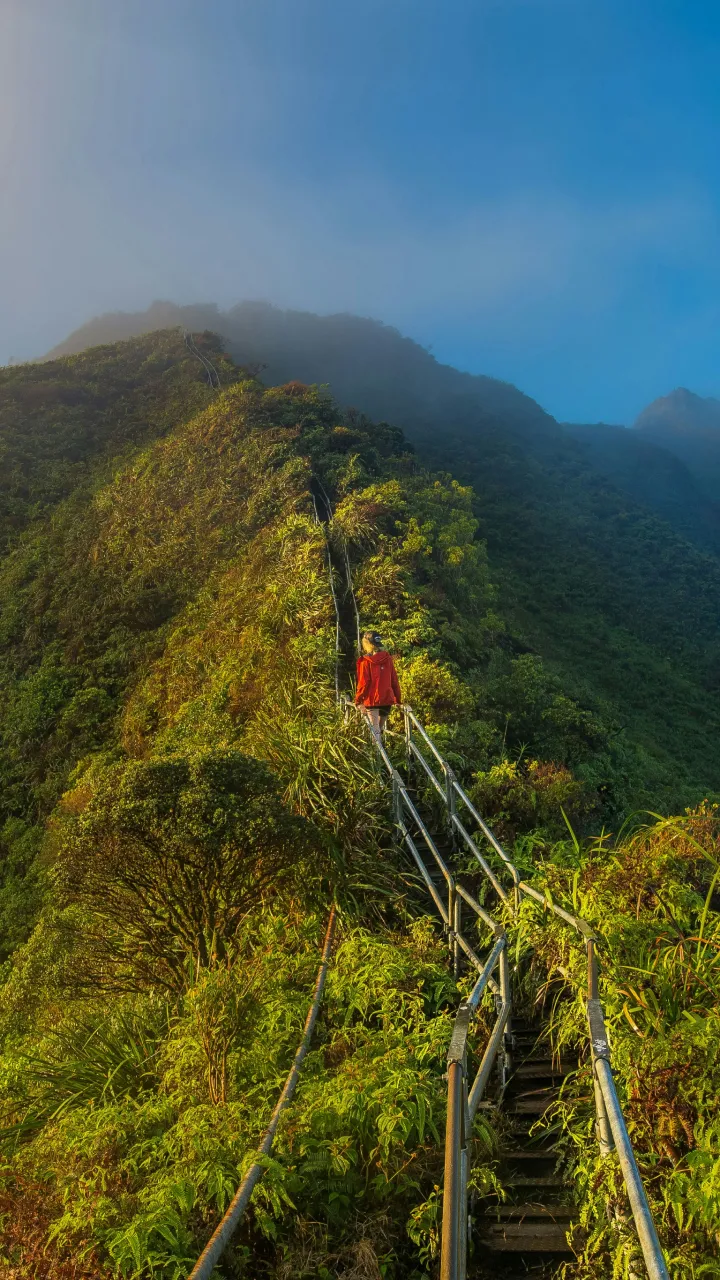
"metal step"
505,1117,563,1140
491,1202,573,1221
505,1175,566,1189
476,1221,574,1253
512,1061,573,1079
503,1151,559,1168
508,1101,560,1117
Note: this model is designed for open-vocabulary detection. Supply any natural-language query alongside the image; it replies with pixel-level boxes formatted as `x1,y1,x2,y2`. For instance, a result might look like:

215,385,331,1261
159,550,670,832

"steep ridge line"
184,485,669,1278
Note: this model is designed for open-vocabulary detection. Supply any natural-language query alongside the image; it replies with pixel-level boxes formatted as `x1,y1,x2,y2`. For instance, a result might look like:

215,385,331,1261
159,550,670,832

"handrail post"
391,773,402,834
404,705,412,772
448,880,456,960
586,939,614,1156
441,1060,464,1280
459,1080,469,1280
441,1005,471,1280
444,761,457,848
498,941,512,1090
453,893,462,980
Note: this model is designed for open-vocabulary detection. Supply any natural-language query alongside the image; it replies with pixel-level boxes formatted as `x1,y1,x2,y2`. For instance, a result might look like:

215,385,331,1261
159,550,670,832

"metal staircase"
351,702,670,1280
474,1014,576,1274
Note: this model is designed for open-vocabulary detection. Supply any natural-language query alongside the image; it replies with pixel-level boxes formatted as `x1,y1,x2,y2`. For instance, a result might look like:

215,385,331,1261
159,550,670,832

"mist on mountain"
46,299,553,445
633,387,720,502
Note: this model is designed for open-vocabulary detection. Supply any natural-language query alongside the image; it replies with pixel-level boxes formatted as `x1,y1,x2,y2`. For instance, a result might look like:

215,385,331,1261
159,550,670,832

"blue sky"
2,0,719,423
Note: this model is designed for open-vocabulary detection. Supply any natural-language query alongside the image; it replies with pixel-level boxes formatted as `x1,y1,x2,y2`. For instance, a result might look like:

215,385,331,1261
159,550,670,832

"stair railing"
354,703,669,1280
345,701,515,1273
441,936,510,1280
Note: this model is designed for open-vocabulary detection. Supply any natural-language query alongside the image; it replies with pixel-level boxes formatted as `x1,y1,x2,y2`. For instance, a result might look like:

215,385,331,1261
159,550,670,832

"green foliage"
511,805,720,1277
0,917,466,1279
1,328,718,1276
51,750,323,993
468,756,591,844
0,330,232,553
42,305,720,809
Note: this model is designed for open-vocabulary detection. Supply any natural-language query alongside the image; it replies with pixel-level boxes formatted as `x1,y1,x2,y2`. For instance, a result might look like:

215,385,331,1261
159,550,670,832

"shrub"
50,751,324,993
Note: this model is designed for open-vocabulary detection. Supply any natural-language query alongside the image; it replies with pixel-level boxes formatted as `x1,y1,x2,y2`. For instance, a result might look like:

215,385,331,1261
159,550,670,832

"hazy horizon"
3,1,720,424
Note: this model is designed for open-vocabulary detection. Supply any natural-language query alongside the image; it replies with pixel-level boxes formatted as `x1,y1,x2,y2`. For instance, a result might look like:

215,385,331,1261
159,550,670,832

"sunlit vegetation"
512,805,720,1279
0,331,718,1276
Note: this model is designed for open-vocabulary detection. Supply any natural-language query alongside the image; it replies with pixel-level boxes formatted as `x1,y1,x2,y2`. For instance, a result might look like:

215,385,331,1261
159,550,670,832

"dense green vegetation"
564,421,720,559
0,331,718,1277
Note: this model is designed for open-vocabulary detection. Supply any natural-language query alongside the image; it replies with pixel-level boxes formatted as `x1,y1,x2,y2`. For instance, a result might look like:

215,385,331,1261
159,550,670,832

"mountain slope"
0,332,603,955
46,300,555,443
42,307,720,811
0,329,234,552
634,387,720,502
564,420,720,556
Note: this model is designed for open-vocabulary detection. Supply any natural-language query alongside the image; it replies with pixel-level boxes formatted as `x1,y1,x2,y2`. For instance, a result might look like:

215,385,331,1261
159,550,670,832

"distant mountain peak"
634,387,720,435
632,386,720,503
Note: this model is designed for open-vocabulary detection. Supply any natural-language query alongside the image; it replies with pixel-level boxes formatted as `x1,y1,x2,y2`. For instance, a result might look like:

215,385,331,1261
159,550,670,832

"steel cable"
187,905,337,1280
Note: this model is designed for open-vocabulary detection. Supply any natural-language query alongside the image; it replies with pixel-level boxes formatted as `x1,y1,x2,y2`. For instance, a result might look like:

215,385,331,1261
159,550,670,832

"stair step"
502,1150,559,1164
490,1203,573,1221
510,1103,559,1116
475,1222,573,1252
505,1175,566,1189
503,1151,558,1164
505,1118,563,1137
511,1063,571,1079
510,1089,561,1101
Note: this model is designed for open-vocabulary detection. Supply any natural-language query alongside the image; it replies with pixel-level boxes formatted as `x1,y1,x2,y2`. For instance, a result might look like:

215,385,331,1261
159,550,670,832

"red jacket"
355,650,401,707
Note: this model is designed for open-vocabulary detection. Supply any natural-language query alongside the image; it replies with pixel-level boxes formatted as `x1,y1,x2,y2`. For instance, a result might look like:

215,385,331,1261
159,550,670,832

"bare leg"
363,707,382,739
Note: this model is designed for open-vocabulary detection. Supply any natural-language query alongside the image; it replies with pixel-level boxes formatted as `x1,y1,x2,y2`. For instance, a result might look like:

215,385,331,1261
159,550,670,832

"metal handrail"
398,705,669,1280
441,937,510,1280
347,701,512,1277
403,705,592,930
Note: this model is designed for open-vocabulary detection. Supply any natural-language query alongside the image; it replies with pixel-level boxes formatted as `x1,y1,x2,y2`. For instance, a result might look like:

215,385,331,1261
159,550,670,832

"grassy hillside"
0,332,618,960
0,330,235,553
0,333,719,1278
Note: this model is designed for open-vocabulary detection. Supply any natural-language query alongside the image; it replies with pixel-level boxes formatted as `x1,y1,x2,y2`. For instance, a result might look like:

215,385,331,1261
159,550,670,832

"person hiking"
355,630,401,737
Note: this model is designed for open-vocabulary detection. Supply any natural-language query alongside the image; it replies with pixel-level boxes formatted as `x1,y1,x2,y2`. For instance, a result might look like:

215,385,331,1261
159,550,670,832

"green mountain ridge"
1,329,719,1277
43,303,720,807
46,299,554,443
